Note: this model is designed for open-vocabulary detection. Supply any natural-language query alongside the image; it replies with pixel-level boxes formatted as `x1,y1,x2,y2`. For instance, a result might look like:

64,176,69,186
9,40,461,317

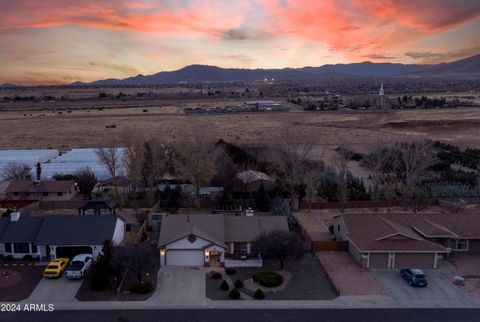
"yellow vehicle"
43,258,70,278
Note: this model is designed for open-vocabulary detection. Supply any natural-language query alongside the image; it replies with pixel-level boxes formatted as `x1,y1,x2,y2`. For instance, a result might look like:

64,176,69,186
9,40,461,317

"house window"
13,192,19,196
13,243,30,253
43,192,49,196
57,192,63,196
447,239,469,251
4,243,12,253
337,225,340,232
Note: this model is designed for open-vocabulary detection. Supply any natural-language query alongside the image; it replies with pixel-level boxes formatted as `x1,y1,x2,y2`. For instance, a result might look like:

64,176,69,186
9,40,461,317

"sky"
1,0,480,85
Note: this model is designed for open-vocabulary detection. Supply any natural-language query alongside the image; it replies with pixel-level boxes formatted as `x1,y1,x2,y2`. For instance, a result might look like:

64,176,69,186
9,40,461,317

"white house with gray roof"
0,214,124,260
158,214,288,267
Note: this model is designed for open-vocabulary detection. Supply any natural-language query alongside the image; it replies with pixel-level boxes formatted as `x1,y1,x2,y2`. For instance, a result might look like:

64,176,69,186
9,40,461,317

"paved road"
371,269,477,307
2,309,480,322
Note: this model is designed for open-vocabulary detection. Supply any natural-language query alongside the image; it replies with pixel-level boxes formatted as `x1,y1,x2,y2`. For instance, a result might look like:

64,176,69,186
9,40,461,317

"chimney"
10,212,21,222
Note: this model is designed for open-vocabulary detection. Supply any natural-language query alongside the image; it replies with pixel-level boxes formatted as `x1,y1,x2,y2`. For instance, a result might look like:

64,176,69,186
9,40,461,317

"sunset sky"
1,0,479,85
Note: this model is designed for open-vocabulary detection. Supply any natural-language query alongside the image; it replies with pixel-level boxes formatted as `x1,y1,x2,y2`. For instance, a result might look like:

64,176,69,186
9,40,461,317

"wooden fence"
312,241,348,252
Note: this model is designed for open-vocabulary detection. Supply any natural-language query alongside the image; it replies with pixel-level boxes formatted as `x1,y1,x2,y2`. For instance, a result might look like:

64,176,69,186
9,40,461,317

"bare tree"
275,125,316,210
176,122,216,201
96,146,124,204
1,161,30,181
395,140,437,189
335,158,348,211
364,142,394,203
255,230,304,270
120,128,146,207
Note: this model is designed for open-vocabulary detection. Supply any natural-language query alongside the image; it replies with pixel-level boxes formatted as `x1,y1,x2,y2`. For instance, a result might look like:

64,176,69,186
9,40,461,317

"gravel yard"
207,253,338,300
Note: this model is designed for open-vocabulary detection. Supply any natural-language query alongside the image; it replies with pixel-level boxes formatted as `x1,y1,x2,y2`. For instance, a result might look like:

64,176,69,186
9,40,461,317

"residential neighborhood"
0,136,479,319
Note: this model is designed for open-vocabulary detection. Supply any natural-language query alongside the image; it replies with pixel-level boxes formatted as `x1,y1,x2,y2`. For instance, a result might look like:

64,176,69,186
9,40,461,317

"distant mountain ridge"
83,54,479,86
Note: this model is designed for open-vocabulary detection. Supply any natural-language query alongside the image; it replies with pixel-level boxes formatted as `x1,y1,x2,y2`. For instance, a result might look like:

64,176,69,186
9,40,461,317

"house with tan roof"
5,180,77,201
158,214,289,267
333,213,480,269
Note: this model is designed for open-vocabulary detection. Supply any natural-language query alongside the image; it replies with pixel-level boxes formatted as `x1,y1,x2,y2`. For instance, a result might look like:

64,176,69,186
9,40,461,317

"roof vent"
10,212,21,222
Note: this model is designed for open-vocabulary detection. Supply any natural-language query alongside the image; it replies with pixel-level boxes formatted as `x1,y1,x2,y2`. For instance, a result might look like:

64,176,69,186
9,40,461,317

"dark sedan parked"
400,268,429,287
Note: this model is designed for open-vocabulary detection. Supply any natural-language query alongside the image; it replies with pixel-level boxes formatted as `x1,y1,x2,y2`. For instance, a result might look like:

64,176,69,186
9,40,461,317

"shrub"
89,261,110,291
211,272,222,279
229,288,241,300
130,281,153,294
234,279,244,289
252,272,283,288
22,255,33,261
225,268,236,275
4,255,14,261
253,289,265,300
220,280,229,291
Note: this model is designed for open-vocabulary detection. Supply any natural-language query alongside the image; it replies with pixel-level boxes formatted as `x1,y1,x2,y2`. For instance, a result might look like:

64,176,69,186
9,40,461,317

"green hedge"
252,272,283,288
229,288,241,300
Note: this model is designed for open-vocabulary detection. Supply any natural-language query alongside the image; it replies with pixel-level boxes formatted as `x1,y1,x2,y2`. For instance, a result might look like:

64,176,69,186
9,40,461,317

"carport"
54,246,93,259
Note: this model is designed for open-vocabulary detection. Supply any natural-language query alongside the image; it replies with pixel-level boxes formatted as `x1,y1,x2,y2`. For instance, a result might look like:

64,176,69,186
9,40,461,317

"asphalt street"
1,309,480,322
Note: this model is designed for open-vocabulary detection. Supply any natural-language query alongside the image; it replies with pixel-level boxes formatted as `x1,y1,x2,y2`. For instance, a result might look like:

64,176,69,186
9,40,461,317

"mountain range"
83,54,480,86
2,54,479,87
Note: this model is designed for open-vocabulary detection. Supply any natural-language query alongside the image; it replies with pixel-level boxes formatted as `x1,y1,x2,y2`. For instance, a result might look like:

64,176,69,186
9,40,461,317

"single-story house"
5,180,77,201
333,213,480,269
159,214,289,267
0,213,124,260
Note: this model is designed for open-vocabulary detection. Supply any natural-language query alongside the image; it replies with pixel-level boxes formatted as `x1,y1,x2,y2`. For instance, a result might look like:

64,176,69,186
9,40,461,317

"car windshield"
47,265,58,269
71,261,84,266
415,274,426,279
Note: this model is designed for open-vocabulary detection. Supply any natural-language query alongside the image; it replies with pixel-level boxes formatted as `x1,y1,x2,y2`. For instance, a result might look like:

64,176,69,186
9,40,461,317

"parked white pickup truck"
66,254,93,279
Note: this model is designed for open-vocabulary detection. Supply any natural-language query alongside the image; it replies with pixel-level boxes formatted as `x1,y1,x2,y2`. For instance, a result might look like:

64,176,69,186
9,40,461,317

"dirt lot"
0,102,479,150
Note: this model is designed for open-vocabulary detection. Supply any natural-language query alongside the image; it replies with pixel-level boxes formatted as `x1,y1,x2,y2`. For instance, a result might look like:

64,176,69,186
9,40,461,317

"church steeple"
379,82,384,96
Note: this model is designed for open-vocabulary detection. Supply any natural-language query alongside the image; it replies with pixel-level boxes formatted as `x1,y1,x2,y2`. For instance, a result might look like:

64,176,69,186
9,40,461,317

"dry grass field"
0,100,479,150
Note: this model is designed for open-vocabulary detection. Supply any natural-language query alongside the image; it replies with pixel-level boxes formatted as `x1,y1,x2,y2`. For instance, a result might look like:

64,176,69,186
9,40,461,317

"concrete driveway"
27,276,82,303
148,266,206,305
371,269,478,307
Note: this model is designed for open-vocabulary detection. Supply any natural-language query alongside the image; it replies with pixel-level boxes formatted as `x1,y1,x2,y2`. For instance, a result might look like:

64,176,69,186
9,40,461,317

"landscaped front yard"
450,254,480,299
206,252,338,300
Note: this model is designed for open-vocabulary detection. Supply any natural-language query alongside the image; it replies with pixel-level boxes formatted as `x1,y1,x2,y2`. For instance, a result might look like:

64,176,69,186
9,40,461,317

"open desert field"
0,103,479,150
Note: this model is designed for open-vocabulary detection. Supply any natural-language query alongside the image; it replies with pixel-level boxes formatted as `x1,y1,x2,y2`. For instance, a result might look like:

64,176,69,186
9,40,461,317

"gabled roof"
340,214,449,253
6,180,75,194
236,170,274,184
158,214,224,247
34,215,121,245
224,216,289,242
376,216,421,241
412,219,458,238
0,217,43,243
159,214,289,246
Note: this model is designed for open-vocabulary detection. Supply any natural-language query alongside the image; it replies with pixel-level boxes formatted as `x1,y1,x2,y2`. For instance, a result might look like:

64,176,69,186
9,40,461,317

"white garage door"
166,250,204,266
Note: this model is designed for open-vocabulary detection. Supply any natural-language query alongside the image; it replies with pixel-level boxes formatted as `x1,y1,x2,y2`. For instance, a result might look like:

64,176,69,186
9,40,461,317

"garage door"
394,253,434,269
55,246,93,259
166,250,204,266
369,253,389,268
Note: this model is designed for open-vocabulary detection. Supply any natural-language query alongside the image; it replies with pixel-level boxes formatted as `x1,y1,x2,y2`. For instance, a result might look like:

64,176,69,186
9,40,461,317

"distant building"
5,180,77,201
377,83,386,108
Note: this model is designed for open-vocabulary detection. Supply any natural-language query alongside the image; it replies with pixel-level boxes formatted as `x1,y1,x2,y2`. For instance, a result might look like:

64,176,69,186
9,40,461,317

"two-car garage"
165,250,204,266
